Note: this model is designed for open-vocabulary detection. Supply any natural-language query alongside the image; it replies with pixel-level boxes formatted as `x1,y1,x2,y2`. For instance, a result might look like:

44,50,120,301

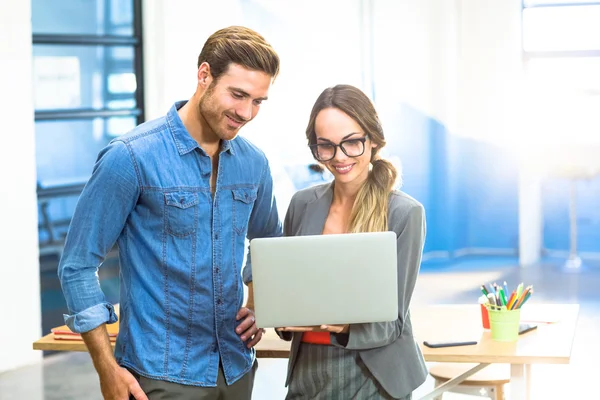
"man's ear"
198,62,212,86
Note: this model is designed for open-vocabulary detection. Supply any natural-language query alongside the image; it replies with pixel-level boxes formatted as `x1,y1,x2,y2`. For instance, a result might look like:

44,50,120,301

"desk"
412,304,579,400
33,304,579,400
33,328,289,359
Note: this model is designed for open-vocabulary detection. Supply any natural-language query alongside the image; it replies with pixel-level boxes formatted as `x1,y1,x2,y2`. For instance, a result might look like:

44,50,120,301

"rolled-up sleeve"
58,140,140,333
332,203,426,350
242,159,282,284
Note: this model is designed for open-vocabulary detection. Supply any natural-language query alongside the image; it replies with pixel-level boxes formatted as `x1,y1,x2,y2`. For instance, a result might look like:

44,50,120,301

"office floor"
1,256,598,399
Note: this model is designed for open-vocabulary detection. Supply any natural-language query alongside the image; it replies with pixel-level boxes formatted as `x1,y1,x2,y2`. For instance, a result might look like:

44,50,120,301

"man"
58,26,282,400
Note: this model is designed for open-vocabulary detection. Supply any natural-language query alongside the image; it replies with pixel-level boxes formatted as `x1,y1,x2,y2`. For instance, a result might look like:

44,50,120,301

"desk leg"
510,364,531,400
418,363,490,400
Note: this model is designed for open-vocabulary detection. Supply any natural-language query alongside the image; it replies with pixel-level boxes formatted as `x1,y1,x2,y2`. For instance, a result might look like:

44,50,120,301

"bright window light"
523,5,600,51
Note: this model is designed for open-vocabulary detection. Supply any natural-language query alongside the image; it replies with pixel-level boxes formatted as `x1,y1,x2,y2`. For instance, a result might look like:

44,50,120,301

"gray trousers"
129,362,257,400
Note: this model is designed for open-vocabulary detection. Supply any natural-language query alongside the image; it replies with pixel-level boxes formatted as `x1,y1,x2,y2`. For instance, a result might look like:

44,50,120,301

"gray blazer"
280,182,427,399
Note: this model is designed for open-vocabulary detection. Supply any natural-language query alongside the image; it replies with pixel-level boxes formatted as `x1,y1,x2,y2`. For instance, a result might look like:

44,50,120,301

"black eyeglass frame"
308,136,369,162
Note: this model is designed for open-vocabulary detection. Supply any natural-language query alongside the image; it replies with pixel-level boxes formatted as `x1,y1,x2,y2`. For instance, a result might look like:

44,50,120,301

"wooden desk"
33,304,579,400
413,304,579,400
33,328,289,359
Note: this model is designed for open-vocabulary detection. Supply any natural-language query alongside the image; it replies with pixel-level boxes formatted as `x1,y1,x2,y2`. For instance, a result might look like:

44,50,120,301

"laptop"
250,231,398,328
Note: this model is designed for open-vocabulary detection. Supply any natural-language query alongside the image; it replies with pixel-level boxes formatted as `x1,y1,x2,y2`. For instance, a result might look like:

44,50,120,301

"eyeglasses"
309,136,368,162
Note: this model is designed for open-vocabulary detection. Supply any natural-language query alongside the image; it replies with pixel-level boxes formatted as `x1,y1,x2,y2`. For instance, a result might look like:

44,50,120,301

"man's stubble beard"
198,84,224,140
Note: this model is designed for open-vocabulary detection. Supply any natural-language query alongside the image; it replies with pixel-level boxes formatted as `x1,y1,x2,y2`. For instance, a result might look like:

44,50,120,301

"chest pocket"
232,188,258,235
164,191,199,237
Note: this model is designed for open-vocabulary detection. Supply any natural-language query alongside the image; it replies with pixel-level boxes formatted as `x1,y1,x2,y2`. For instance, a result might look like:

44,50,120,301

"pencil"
513,285,532,310
516,290,533,309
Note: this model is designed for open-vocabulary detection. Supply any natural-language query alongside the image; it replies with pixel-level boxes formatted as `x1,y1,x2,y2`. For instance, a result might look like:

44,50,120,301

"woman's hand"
277,324,349,333
320,324,349,334
276,326,323,332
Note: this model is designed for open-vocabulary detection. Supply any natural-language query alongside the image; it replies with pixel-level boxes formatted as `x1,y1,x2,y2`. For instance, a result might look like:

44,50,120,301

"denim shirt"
58,101,282,386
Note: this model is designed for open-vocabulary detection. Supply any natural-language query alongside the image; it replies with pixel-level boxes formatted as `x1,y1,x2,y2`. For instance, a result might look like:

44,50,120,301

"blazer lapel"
299,182,334,236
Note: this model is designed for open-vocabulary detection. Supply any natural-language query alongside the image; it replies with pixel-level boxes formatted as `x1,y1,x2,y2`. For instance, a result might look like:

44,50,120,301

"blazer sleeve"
331,202,426,350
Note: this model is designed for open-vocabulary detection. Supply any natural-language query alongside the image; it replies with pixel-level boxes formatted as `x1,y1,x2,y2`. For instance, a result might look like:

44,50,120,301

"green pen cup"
486,305,521,342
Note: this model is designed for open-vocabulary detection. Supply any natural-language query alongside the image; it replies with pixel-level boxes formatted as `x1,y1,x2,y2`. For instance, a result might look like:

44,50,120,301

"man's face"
198,63,271,141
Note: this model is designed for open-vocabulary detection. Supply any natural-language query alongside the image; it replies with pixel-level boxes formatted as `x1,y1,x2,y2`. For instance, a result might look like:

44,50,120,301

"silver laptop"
250,231,398,328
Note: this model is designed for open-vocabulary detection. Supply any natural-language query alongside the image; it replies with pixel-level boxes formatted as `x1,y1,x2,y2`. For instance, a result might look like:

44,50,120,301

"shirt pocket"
164,191,199,237
232,187,258,235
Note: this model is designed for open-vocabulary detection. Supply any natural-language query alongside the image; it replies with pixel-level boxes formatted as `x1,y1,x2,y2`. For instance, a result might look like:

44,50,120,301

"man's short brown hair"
198,26,280,82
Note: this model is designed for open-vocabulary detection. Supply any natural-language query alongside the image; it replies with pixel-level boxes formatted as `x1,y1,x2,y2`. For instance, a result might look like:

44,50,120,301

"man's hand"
99,365,148,400
81,324,147,400
236,307,264,348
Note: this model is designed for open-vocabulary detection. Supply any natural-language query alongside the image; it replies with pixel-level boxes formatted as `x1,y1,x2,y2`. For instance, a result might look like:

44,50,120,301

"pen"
499,287,507,306
503,281,509,298
487,293,496,307
492,283,498,305
494,284,503,306
480,285,489,297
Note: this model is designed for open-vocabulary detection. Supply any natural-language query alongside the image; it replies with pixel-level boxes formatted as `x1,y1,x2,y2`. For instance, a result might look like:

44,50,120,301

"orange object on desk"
301,331,331,345
480,303,490,329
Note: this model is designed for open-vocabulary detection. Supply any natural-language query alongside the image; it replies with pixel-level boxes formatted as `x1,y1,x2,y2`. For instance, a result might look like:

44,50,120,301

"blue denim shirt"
58,101,282,386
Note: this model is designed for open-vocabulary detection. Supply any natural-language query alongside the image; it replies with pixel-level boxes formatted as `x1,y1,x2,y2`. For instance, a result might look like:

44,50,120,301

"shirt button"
217,299,222,305
215,267,220,273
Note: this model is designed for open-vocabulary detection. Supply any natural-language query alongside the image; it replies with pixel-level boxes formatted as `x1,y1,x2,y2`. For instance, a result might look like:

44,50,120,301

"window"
523,4,600,52
522,1,600,98
31,0,144,259
32,0,141,340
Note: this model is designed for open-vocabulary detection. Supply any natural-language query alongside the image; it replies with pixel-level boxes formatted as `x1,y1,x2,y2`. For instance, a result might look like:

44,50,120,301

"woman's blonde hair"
306,85,400,233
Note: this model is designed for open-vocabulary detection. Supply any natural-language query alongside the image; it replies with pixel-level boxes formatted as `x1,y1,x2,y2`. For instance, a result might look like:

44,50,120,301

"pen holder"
480,303,490,330
486,305,521,342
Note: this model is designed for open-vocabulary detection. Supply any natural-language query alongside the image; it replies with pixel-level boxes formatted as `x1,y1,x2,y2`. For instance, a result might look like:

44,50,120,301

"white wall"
0,0,42,373
456,0,525,144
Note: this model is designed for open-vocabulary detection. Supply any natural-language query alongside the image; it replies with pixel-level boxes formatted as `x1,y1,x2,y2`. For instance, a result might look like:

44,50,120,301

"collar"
167,100,235,156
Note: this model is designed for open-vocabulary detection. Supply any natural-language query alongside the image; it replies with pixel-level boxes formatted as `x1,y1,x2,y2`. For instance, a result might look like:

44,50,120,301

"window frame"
32,0,145,123
32,0,145,253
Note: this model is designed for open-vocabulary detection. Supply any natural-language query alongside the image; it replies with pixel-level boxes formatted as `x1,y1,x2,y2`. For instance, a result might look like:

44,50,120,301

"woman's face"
313,107,376,187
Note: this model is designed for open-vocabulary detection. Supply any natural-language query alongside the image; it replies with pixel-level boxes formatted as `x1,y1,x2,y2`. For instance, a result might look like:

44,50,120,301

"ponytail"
348,157,399,233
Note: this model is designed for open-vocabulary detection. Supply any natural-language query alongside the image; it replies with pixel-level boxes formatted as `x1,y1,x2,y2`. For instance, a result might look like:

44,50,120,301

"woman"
278,85,427,399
